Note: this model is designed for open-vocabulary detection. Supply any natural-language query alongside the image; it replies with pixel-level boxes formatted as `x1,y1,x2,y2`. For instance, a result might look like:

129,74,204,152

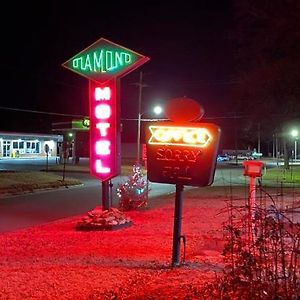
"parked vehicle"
252,151,263,159
237,154,254,160
217,154,230,162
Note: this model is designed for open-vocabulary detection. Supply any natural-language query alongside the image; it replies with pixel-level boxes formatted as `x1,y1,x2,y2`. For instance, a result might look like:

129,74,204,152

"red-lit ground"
0,186,275,299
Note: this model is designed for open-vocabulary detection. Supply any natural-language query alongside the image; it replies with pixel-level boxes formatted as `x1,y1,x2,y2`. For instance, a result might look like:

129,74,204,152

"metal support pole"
249,176,256,215
136,71,143,165
109,180,113,208
257,123,261,154
172,184,184,267
249,176,256,242
46,152,49,172
272,134,275,159
102,180,110,211
72,132,77,165
234,113,238,165
275,133,279,166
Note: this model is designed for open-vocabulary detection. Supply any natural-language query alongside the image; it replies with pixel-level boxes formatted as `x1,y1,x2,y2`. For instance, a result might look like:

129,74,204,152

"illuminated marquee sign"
149,125,212,147
62,38,149,84
146,122,221,186
89,79,120,181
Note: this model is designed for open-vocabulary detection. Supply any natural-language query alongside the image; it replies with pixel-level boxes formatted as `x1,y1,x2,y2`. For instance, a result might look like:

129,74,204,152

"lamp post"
137,105,142,166
291,129,298,162
136,104,163,165
136,71,146,166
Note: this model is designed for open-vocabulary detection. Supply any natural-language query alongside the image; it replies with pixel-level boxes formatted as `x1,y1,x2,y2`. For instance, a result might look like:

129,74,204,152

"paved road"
0,158,177,233
0,158,247,233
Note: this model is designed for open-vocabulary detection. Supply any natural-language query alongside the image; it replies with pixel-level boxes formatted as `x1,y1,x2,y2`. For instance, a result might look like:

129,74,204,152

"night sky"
1,0,234,143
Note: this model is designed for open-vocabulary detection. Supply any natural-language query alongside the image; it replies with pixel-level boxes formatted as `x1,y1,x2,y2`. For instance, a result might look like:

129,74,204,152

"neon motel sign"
89,80,119,181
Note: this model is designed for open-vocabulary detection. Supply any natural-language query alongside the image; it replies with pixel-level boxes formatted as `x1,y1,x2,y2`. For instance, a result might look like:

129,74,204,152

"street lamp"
136,105,163,165
153,105,163,115
291,129,298,161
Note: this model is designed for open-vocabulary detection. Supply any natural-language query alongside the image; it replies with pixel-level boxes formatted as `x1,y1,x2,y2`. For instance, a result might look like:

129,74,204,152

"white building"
0,131,63,159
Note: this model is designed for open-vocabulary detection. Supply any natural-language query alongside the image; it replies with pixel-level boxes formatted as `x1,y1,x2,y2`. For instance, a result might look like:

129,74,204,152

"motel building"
0,131,63,159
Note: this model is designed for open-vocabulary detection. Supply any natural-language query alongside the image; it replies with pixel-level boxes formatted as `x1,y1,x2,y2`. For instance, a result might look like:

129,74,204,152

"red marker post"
243,160,264,240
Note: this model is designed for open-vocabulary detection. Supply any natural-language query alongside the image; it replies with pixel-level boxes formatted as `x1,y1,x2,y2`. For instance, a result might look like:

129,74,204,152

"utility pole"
257,122,261,153
234,112,238,165
135,71,147,165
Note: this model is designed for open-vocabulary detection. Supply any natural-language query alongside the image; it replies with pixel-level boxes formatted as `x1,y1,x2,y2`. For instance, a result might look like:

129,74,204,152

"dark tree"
229,0,300,165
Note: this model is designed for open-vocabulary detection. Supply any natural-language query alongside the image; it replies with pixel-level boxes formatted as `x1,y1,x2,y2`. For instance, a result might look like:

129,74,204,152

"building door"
3,140,11,157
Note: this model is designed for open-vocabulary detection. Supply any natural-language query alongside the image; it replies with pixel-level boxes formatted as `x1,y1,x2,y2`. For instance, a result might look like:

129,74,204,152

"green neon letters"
72,49,132,73
62,37,150,83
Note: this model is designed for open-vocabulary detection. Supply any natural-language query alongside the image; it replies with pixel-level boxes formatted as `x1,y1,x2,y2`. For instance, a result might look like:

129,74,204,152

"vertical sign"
89,79,120,181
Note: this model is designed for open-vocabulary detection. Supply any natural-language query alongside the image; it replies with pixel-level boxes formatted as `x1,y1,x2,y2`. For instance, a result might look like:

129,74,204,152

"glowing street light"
153,105,163,115
291,129,298,138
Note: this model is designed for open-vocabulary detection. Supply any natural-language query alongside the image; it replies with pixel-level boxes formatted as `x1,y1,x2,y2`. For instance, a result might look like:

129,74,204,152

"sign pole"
249,176,256,242
249,176,256,215
102,180,110,211
172,184,184,267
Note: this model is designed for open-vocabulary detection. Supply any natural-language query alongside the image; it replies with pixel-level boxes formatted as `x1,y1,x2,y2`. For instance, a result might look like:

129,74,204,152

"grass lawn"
1,162,299,196
263,165,300,183
0,164,143,196
0,171,81,195
46,163,139,175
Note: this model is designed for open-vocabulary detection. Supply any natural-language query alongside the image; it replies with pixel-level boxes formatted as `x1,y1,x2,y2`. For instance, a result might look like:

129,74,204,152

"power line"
1,105,298,122
0,106,86,118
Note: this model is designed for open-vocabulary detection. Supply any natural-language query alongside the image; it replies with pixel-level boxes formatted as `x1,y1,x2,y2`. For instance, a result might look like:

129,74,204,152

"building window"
25,141,41,154
12,140,26,154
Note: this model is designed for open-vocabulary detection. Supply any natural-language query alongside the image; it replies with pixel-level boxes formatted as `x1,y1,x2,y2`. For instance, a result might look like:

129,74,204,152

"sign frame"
146,121,221,187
